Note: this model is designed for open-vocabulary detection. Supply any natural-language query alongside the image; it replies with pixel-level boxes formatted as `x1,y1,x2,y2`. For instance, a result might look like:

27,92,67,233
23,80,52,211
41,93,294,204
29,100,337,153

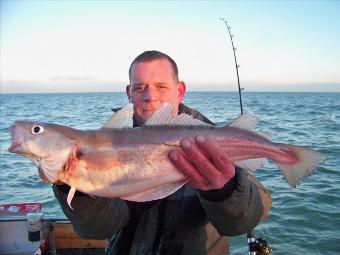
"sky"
0,0,339,93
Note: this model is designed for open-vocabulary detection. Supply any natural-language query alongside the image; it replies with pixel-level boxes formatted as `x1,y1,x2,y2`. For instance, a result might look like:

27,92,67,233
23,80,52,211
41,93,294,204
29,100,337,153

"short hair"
129,50,179,82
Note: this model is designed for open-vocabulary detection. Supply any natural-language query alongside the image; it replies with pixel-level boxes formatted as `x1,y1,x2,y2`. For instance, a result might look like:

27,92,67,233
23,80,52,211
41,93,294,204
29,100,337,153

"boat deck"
0,215,106,255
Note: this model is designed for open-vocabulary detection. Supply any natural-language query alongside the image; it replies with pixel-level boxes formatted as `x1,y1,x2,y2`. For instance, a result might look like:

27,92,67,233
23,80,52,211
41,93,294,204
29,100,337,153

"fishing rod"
220,18,244,115
220,19,271,255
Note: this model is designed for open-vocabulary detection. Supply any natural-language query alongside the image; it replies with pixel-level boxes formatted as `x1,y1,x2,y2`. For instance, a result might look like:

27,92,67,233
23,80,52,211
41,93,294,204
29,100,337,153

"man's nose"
143,86,158,101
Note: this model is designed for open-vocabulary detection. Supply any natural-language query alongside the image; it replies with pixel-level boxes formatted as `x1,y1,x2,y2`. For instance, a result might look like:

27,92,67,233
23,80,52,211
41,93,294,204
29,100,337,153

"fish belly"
58,144,186,201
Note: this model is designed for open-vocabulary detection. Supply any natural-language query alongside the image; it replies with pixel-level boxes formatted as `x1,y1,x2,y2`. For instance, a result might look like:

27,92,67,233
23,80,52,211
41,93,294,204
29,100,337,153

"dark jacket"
53,104,271,255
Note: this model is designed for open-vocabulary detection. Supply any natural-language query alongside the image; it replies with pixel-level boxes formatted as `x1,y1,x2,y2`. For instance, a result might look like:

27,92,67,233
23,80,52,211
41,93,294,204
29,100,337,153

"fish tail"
276,144,326,188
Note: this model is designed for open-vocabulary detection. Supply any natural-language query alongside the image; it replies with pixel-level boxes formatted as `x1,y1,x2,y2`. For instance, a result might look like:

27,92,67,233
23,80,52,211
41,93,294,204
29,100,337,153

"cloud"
51,76,96,82
0,79,126,93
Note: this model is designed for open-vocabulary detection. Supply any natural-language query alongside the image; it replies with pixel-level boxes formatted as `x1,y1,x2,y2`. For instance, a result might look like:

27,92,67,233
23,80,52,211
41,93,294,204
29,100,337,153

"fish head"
8,120,75,183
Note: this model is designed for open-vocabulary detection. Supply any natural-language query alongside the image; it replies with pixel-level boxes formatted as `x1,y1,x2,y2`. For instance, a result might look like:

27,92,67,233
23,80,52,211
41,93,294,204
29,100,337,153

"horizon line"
1,90,340,95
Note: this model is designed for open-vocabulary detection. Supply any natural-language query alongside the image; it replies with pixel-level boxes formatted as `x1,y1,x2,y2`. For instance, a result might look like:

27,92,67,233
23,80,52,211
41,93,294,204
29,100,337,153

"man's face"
126,59,186,126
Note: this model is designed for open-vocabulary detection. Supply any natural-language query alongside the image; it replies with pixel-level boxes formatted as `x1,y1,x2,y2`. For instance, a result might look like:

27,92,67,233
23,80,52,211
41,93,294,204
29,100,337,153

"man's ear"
177,81,186,103
126,85,131,102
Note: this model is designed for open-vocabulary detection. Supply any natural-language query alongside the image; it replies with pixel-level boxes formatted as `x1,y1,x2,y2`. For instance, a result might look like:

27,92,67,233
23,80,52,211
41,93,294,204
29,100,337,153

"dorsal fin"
256,131,272,140
144,103,174,125
102,103,134,128
145,103,210,126
228,112,271,140
229,112,259,131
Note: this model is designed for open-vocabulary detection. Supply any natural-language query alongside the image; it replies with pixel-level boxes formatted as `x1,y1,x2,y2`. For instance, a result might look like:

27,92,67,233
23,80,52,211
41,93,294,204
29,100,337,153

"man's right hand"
168,135,235,191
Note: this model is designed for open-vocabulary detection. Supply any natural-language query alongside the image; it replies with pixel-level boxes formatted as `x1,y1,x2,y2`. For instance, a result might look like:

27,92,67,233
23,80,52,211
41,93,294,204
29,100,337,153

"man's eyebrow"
132,82,167,87
132,82,145,86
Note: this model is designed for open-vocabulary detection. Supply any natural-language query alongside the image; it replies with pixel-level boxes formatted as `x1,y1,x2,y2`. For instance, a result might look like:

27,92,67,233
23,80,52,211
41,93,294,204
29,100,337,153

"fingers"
169,150,210,189
180,138,224,188
168,135,235,190
195,135,235,181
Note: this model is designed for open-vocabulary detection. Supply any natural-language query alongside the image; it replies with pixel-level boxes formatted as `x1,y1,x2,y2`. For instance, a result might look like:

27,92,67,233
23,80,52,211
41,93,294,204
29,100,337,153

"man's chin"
134,113,154,126
142,113,155,123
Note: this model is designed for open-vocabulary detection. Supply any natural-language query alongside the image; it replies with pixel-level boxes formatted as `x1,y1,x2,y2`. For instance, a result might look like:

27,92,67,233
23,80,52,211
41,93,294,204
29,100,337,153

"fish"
8,103,325,207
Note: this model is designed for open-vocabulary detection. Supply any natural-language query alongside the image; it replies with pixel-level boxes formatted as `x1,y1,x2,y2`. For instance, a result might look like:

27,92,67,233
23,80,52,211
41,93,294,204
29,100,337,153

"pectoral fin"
79,151,122,172
67,186,77,209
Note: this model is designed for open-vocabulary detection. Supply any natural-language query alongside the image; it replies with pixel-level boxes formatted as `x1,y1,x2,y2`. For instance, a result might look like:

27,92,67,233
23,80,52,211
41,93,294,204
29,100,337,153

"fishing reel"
247,230,272,255
248,238,272,255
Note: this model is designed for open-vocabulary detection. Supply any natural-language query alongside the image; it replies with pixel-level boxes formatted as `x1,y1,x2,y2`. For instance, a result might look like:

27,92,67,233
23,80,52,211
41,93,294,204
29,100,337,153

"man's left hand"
168,135,235,191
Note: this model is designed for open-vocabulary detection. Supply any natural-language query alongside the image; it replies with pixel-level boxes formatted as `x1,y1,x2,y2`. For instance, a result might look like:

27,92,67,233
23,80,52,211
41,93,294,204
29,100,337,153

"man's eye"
133,84,146,91
133,86,144,91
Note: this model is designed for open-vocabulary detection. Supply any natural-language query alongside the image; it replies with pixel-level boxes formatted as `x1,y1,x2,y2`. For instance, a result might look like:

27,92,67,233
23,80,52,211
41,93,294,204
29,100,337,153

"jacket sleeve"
198,168,272,236
53,184,129,240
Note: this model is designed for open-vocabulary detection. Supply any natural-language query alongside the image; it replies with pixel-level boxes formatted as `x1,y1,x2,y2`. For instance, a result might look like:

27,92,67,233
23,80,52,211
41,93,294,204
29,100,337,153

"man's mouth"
144,109,155,113
143,107,157,114
143,110,157,119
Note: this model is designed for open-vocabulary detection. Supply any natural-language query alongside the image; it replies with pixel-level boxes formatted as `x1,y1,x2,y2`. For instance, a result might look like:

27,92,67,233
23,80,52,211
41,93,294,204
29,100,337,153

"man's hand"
168,135,235,191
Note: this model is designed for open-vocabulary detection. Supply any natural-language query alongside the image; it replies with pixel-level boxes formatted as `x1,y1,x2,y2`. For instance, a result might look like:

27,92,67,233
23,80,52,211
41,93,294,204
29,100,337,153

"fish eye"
31,125,44,134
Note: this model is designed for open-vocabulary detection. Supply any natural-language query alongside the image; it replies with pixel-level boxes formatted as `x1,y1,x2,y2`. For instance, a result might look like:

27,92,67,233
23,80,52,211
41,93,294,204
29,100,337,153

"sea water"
0,92,339,254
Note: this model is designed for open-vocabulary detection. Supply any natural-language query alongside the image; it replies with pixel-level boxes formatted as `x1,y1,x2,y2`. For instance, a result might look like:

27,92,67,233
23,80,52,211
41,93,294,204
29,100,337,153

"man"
52,50,271,254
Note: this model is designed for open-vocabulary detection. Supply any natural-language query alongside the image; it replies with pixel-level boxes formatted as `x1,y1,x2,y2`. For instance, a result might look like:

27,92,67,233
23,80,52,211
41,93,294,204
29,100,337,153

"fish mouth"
8,142,22,153
8,122,23,153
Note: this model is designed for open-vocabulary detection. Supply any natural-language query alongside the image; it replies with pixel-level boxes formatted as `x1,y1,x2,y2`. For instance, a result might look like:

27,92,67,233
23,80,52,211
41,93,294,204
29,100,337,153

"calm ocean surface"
0,92,339,254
